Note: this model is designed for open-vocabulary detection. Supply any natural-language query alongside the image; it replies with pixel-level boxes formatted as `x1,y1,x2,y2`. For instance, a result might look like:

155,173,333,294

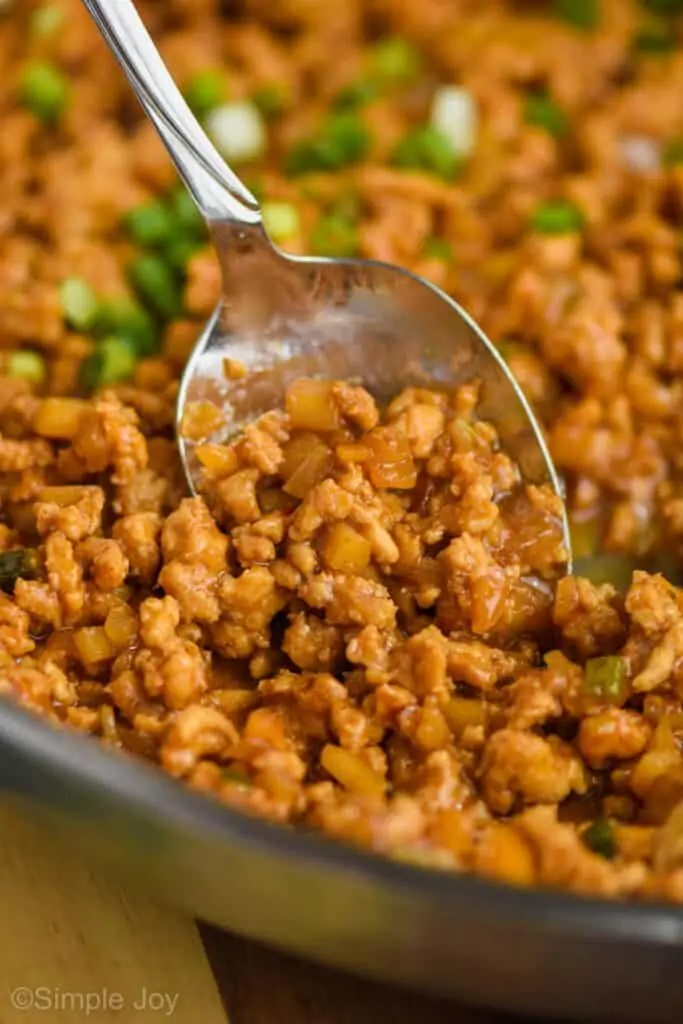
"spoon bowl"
83,0,571,563
177,224,565,512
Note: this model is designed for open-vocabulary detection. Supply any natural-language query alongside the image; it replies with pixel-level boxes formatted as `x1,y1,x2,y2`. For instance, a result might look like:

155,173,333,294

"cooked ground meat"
4,0,683,901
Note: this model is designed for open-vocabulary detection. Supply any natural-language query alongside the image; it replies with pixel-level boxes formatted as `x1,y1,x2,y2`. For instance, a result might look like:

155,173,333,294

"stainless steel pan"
1,698,681,1021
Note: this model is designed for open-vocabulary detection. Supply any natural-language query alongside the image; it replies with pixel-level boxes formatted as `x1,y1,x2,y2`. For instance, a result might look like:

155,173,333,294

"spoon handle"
81,0,262,227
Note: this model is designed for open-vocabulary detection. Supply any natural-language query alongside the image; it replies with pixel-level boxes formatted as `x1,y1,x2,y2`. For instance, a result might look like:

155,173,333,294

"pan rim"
1,695,682,947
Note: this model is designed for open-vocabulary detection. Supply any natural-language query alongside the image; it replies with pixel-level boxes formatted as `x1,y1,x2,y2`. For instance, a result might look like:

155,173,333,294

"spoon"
82,0,571,566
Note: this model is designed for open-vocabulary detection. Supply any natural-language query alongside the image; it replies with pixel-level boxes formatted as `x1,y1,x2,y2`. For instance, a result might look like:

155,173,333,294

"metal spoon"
82,0,571,564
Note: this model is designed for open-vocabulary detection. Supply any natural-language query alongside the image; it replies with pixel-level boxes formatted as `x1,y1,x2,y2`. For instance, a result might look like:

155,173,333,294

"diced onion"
619,135,661,173
430,85,477,158
206,101,266,163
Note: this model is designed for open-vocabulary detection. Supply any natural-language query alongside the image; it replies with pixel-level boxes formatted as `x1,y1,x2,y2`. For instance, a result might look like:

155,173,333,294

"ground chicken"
4,0,683,905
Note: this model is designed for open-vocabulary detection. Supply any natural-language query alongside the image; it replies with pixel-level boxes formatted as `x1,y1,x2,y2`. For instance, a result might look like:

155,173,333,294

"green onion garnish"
285,112,370,175
92,298,159,357
531,199,584,234
311,214,359,258
392,125,460,180
333,79,379,111
252,83,291,119
60,277,99,332
19,60,70,125
183,70,226,120
369,36,422,86
171,187,206,239
30,5,64,37
127,256,181,322
0,549,40,594
525,92,568,138
582,819,618,860
7,351,46,384
124,200,175,249
80,337,137,390
165,238,203,273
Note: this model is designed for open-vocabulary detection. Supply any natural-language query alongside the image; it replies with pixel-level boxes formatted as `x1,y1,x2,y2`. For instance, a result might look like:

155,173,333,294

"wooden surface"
202,927,510,1024
0,800,509,1024
0,803,227,1024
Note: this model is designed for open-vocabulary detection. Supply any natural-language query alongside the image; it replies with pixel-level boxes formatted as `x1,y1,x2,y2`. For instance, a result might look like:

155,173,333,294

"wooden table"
0,803,508,1023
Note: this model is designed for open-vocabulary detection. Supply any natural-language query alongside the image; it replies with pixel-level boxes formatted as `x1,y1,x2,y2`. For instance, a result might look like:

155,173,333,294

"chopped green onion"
285,112,370,175
124,200,175,248
93,298,158,356
165,237,202,273
369,36,422,87
170,187,206,239
30,5,64,37
424,237,453,261
634,19,676,52
19,60,69,124
262,201,301,243
582,655,627,702
552,0,600,29
0,549,40,594
7,350,46,384
525,92,568,138
252,83,291,119
80,337,137,390
531,199,584,234
333,79,379,111
60,277,99,332
127,256,182,322
582,819,618,860
311,214,359,258
392,124,460,180
206,101,267,163
333,38,419,112
663,138,683,166
183,70,226,120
